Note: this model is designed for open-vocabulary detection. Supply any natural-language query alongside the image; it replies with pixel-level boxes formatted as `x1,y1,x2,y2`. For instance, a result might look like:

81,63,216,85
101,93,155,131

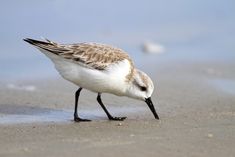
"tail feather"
23,38,51,46
23,38,59,54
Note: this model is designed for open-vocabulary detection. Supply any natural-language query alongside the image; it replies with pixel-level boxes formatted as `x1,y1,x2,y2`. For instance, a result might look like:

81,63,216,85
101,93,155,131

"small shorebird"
24,38,159,122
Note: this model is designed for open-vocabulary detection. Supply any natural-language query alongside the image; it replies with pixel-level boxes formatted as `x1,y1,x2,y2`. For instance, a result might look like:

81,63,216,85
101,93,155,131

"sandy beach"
0,0,234,156
0,60,234,157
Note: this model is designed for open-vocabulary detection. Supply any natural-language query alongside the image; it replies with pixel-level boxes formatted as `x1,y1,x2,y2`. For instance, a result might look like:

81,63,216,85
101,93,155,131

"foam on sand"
142,41,165,54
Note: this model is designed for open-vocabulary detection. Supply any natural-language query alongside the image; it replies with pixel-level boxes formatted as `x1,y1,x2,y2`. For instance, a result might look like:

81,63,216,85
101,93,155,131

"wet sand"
0,61,235,157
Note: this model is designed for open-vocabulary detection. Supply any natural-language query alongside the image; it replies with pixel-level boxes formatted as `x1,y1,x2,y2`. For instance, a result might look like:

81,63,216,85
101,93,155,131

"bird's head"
126,69,159,119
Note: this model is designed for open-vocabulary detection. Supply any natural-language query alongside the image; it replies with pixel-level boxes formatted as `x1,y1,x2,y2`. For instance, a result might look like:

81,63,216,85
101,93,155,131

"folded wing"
23,38,133,71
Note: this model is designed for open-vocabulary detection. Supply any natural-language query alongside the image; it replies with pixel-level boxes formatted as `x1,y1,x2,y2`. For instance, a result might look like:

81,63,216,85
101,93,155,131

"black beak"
145,97,159,119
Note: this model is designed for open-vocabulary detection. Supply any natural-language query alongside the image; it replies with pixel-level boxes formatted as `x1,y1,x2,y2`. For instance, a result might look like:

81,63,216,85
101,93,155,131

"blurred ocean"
0,0,234,81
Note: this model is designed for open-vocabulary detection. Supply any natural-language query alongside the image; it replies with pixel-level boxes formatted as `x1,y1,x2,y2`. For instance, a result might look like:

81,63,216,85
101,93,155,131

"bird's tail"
23,38,53,46
23,38,59,55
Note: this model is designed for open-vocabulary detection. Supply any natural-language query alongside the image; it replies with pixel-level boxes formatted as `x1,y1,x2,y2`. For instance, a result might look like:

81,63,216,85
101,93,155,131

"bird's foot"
108,116,127,121
74,117,91,122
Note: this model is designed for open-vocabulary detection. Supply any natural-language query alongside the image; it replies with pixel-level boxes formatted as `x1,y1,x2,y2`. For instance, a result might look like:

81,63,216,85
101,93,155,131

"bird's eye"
140,86,147,91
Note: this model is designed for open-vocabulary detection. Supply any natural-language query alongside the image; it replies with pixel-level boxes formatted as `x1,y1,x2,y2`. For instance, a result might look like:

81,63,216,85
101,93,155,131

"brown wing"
24,38,133,70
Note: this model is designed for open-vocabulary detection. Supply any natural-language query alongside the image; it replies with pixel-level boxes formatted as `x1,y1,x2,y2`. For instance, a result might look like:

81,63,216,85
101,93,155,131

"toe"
74,117,91,122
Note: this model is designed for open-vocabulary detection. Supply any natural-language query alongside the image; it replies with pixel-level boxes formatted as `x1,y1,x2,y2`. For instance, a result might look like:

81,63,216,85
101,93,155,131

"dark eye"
140,86,147,91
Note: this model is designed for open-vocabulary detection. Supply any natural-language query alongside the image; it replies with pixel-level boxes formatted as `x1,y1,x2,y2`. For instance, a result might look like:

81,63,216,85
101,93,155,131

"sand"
0,60,235,157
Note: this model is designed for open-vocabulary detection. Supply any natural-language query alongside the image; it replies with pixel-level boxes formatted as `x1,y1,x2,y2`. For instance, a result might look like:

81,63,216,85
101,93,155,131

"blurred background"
0,2,235,155
0,0,234,81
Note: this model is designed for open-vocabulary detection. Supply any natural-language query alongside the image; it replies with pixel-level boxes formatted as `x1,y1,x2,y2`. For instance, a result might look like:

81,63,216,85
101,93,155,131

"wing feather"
24,38,133,71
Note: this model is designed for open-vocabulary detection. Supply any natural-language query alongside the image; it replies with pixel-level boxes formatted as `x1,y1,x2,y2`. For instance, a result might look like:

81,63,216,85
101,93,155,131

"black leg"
74,88,91,122
97,93,126,121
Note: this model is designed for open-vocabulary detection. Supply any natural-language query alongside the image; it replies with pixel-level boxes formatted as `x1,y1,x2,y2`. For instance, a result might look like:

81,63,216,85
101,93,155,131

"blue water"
0,106,145,124
211,79,235,95
0,0,235,81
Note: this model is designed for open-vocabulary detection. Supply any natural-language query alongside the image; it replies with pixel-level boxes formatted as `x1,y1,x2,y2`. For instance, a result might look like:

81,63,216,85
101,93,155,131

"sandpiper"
24,38,159,122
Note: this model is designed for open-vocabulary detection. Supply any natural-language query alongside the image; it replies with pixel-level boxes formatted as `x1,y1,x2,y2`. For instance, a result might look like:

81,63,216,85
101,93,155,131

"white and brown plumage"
24,38,159,121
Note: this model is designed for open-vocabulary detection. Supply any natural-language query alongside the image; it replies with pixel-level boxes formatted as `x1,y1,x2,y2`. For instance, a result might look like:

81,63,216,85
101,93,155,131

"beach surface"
1,1,235,156
0,60,234,157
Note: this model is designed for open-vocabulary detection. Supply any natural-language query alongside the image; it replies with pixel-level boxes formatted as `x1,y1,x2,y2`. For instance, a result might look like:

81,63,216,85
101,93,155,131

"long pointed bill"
145,97,159,119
